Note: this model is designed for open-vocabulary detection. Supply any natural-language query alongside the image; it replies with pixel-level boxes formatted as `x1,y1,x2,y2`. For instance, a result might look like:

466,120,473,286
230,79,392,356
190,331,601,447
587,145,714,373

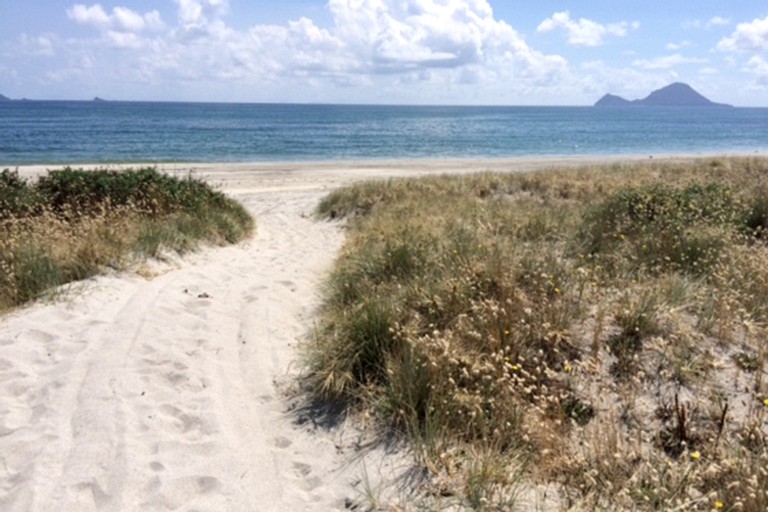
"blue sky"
1,0,767,105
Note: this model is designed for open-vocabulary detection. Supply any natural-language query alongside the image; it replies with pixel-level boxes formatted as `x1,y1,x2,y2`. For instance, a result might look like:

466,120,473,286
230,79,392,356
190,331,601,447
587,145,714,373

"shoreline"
11,150,768,177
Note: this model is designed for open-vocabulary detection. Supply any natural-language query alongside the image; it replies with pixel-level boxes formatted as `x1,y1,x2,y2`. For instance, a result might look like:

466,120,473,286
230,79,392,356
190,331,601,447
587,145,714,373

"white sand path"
0,169,384,511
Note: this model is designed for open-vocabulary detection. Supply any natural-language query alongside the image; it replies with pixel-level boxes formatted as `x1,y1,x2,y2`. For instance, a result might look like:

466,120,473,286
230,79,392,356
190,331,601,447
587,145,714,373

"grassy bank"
0,167,253,311
307,157,768,510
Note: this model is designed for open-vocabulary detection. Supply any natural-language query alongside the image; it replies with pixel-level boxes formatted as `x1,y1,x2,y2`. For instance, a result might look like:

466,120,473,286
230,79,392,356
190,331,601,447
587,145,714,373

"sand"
0,155,757,511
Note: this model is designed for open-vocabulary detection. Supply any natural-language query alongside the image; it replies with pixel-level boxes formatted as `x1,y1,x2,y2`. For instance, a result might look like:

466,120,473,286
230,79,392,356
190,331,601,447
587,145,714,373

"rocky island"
595,82,732,107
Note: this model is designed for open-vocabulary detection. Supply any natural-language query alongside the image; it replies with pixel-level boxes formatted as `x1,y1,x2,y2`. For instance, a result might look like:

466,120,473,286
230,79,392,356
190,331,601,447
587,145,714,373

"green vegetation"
0,167,253,311
307,158,768,510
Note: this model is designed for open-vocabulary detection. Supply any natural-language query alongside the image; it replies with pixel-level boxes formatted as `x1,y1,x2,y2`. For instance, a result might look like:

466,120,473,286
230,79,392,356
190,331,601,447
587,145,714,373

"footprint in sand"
163,371,189,386
75,479,111,508
292,462,311,476
159,404,217,436
273,436,292,449
292,463,323,491
149,461,165,472
277,280,297,292
141,475,222,510
19,329,55,344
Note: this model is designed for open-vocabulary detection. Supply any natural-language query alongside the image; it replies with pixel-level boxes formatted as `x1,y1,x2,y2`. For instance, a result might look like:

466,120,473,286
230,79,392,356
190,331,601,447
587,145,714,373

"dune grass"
0,167,253,311
306,157,768,510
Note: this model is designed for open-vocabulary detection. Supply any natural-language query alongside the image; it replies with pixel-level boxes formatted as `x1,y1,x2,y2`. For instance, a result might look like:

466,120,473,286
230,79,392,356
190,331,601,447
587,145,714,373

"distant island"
595,83,732,107
0,94,110,102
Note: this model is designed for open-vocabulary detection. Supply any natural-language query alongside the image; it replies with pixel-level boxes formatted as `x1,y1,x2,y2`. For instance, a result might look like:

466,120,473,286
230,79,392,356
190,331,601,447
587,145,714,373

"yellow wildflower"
690,451,701,461
714,500,724,509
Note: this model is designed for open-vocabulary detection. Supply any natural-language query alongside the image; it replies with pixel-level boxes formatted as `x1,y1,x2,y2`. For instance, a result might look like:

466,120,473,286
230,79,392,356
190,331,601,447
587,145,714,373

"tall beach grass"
0,167,253,311
306,157,768,510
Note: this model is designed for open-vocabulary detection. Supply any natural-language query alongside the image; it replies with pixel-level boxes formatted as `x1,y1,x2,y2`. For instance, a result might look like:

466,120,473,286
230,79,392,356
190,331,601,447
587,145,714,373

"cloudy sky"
1,0,767,106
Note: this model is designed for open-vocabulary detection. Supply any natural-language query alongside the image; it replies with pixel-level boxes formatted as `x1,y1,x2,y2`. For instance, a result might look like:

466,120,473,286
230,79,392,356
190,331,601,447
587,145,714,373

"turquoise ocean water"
1,101,767,165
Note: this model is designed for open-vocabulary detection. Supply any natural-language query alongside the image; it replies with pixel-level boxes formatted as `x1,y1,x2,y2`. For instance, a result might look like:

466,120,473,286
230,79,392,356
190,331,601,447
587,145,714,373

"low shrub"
0,169,43,219
0,167,253,311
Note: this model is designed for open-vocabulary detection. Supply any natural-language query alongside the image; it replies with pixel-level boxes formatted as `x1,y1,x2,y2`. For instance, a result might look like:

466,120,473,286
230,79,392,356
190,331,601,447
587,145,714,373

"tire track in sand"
0,183,393,511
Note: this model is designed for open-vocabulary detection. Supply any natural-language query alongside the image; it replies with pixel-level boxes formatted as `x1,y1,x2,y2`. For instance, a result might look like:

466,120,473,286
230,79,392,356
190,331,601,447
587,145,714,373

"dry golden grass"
306,157,768,510
0,167,253,311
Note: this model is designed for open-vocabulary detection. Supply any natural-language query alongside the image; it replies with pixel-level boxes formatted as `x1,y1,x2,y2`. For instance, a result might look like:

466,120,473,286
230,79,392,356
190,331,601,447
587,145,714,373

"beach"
0,155,760,511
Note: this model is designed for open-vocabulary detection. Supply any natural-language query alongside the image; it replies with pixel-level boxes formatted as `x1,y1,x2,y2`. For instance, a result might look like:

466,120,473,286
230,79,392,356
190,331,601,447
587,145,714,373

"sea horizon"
4,96,767,108
2,101,768,166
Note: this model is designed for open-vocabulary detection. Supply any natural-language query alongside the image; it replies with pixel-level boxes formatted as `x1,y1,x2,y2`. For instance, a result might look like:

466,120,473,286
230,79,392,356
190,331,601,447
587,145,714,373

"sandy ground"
0,155,761,511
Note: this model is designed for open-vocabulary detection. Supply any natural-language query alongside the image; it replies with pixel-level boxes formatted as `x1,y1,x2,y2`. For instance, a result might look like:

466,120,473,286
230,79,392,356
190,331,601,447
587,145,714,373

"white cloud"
327,0,548,72
632,53,708,69
56,0,573,103
684,16,731,30
537,11,638,47
164,0,565,81
113,7,147,32
744,56,768,85
107,30,144,49
666,40,691,51
717,16,768,52
708,16,731,27
68,4,110,27
174,0,228,27
19,34,57,57
68,4,164,33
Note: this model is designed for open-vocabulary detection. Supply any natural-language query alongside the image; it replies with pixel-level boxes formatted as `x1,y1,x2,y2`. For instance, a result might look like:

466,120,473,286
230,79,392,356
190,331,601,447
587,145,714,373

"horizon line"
1,97,763,108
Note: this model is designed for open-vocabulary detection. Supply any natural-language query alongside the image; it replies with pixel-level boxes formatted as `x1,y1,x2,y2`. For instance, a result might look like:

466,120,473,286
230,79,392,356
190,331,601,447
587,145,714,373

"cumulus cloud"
327,0,559,74
243,17,347,76
537,11,638,47
665,40,691,51
68,4,110,27
68,4,164,33
106,30,144,49
174,0,228,28
744,56,768,85
632,54,708,70
684,16,731,30
717,16,768,52
77,1,564,79
58,0,574,102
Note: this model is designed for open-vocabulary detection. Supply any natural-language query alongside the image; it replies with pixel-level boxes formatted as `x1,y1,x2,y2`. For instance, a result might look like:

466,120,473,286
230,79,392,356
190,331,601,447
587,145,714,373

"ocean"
1,101,767,165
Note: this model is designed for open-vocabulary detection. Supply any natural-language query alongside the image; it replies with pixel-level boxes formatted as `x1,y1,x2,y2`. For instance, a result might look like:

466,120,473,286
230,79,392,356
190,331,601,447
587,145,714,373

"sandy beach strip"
0,154,762,511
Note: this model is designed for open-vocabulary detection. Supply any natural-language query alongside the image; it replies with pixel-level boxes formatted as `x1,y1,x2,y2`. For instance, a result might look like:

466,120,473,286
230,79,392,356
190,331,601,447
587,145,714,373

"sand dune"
0,156,739,511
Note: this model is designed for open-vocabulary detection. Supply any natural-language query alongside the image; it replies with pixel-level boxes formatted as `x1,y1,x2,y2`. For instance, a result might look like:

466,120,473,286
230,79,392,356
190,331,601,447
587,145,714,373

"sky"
1,0,767,106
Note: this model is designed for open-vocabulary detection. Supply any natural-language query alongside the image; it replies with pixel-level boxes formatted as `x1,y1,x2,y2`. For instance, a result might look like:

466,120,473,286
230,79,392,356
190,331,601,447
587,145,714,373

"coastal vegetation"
0,167,253,311
307,158,768,510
